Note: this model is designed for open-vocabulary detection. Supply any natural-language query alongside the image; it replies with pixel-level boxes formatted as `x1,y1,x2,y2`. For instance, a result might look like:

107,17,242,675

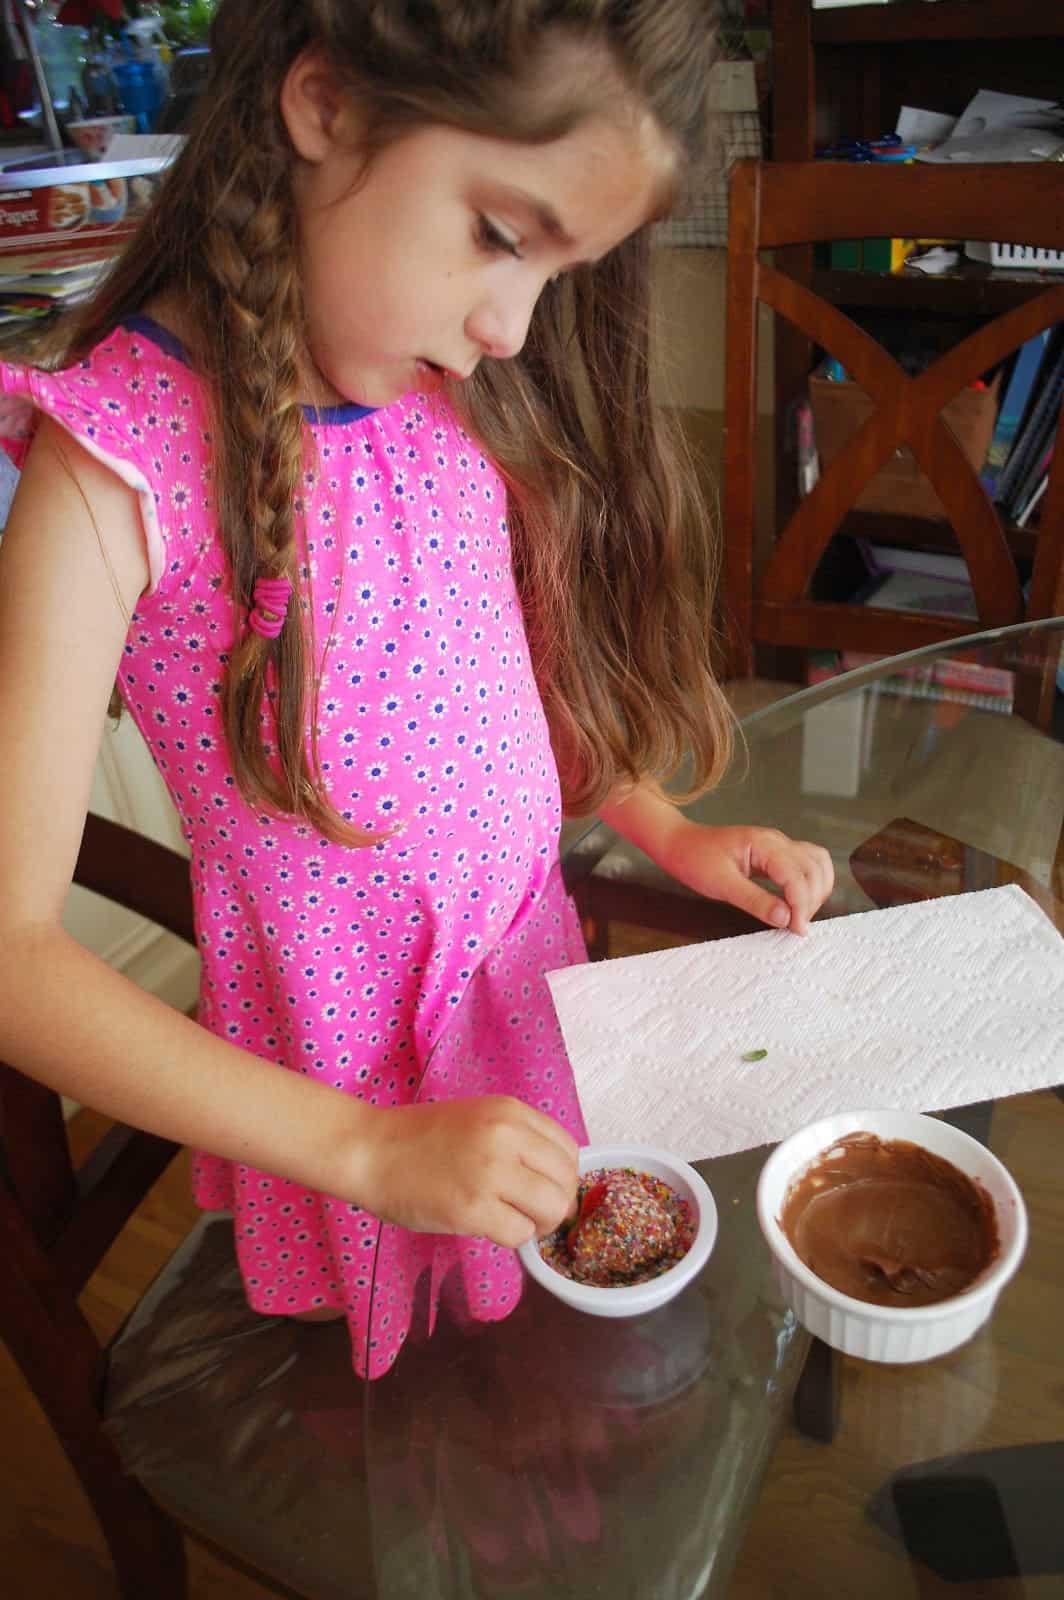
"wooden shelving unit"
813,265,1059,319
768,0,1064,600
839,509,1039,567
796,0,1064,154
812,0,1063,47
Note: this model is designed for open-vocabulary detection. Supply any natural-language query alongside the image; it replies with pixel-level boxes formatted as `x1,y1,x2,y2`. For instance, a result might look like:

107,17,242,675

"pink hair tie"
248,576,292,640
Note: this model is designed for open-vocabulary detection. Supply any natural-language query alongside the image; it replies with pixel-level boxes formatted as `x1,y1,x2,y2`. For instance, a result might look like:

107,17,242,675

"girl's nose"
465,285,539,362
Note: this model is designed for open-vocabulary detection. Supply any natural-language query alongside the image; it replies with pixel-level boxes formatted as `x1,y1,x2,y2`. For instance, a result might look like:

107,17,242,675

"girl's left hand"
663,821,834,935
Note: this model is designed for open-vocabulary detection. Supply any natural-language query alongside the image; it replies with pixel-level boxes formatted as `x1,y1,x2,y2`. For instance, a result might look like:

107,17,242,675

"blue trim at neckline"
120,315,379,426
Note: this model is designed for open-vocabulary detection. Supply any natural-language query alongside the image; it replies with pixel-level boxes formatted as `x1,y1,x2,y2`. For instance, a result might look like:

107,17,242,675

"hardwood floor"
6,965,1063,1598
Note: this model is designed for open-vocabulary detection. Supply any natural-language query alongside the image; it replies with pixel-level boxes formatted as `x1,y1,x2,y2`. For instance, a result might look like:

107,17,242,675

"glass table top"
364,618,1064,1599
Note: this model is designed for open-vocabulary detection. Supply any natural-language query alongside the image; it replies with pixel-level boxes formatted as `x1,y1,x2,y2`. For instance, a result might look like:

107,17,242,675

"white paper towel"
547,885,1064,1160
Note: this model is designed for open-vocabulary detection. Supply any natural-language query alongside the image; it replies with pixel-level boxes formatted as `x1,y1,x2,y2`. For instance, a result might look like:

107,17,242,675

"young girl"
0,0,832,1378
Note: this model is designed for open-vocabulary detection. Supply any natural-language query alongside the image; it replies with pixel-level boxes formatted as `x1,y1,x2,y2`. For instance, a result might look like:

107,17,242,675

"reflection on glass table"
569,618,1063,951
364,619,1064,1600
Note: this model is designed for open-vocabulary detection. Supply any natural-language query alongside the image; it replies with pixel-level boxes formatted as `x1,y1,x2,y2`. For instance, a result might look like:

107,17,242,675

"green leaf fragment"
741,1048,768,1062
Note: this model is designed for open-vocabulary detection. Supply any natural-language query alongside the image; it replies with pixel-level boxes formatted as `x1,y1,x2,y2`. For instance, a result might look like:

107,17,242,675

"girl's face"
283,58,676,408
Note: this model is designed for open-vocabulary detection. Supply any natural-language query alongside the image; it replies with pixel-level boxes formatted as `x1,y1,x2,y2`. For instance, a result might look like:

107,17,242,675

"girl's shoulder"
0,317,208,598
0,315,202,465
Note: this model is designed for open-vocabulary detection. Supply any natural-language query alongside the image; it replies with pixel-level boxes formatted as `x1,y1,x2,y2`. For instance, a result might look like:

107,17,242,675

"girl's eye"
475,214,522,259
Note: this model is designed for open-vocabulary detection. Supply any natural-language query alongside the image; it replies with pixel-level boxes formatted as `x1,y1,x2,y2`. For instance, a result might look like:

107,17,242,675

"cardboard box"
0,157,169,255
808,372,1000,522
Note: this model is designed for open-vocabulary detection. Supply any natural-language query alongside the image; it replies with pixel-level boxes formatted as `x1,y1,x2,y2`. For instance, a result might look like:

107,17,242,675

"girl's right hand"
353,1096,580,1247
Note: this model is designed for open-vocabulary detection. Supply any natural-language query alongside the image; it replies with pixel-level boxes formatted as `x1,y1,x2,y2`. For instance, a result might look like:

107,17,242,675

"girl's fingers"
523,1101,580,1160
522,1128,579,1201
519,1123,580,1222
720,871,792,929
764,841,835,934
503,1161,575,1238
785,863,819,933
777,880,806,934
469,1192,569,1249
481,1199,543,1250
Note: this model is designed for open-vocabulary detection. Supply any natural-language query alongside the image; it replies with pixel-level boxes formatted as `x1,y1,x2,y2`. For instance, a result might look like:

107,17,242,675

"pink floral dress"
0,318,588,1377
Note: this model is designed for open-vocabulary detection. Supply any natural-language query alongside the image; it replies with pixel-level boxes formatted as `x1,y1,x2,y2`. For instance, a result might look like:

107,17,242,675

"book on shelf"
814,538,1064,711
1011,440,1054,528
980,328,1053,500
0,246,114,327
857,542,977,622
807,648,1014,713
874,674,1014,715
868,571,978,619
824,541,1018,706
859,542,968,584
995,329,1064,517
1015,471,1050,530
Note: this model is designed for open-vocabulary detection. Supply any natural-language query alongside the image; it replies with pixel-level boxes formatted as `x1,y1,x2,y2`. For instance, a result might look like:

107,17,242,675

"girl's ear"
280,47,358,164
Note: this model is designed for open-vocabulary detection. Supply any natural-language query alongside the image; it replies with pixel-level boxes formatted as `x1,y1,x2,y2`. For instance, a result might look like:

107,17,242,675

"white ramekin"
756,1108,1028,1364
518,1143,718,1318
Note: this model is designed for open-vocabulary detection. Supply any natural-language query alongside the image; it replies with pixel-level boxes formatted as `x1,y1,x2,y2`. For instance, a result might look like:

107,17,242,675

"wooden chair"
0,814,375,1599
722,158,1064,691
568,157,1064,955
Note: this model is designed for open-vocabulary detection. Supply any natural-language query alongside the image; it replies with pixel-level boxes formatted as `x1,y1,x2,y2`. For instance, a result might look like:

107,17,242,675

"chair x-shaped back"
720,159,1064,687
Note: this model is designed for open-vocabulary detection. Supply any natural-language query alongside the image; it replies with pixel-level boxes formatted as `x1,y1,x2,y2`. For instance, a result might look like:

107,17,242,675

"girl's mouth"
416,360,470,383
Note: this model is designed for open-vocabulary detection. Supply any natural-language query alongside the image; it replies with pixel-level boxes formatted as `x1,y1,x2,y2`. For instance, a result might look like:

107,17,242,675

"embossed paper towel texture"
547,885,1064,1160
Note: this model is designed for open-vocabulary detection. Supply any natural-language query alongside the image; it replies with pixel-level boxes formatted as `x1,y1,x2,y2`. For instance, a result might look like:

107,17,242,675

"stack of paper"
0,248,111,325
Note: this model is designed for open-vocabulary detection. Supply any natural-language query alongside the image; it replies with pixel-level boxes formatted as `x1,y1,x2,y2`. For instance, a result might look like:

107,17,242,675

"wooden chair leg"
582,913,610,962
103,1493,189,1600
0,1238,189,1598
16,1350,189,1599
571,880,610,962
793,1335,841,1443
940,1099,994,1148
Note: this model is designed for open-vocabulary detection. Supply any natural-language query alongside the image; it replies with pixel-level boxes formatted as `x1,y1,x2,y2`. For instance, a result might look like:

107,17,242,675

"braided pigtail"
198,8,369,843
203,162,319,828
57,0,365,841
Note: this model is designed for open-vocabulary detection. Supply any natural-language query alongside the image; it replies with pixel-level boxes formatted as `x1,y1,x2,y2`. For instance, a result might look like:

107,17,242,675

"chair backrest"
0,814,193,1354
720,159,1064,680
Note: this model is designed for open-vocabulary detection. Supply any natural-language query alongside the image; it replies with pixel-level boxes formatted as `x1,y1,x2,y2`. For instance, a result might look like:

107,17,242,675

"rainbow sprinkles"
540,1167,696,1287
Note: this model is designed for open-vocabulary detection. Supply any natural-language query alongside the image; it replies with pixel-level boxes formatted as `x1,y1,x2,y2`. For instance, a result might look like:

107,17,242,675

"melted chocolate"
779,1132,999,1308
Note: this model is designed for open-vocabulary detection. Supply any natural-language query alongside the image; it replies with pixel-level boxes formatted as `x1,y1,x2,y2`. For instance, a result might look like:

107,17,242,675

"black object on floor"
867,1442,1064,1582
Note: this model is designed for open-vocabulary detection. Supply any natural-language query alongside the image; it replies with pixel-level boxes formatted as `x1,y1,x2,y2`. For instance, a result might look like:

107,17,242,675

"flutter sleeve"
0,356,169,594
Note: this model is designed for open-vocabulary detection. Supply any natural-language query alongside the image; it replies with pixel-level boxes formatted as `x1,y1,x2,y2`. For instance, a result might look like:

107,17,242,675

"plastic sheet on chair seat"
103,1214,376,1600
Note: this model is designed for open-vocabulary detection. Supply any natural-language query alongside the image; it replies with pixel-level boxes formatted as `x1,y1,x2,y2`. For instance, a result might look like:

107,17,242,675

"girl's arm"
0,420,575,1245
598,780,834,936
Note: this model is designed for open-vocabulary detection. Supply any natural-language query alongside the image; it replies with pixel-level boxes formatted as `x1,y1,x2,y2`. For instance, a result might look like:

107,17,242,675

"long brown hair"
55,0,732,839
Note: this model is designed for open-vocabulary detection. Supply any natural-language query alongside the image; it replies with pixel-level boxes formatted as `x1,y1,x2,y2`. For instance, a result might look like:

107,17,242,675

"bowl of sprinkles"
519,1144,718,1317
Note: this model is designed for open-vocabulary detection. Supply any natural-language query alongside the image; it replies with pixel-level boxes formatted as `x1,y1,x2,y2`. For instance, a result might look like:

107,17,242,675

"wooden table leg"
793,1335,840,1443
